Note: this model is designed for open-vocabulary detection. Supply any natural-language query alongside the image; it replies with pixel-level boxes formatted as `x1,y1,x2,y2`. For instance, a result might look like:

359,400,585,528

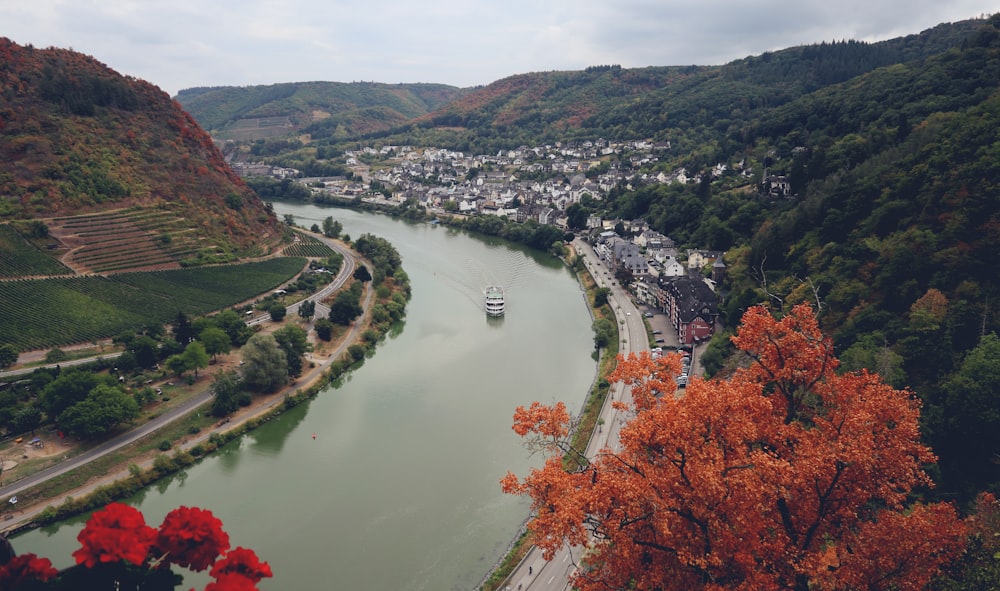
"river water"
13,204,597,591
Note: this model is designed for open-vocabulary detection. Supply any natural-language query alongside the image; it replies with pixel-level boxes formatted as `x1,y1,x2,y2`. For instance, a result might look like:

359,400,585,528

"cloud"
2,0,995,96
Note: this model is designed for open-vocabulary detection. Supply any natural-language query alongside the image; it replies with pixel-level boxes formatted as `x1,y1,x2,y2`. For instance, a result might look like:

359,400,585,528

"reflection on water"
14,205,596,591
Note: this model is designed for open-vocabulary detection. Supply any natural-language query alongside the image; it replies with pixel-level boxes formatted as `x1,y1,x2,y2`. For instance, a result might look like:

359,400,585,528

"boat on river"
484,285,505,316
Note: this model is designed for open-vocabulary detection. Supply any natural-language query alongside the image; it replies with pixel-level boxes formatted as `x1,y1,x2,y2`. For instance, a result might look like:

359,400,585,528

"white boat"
484,285,505,316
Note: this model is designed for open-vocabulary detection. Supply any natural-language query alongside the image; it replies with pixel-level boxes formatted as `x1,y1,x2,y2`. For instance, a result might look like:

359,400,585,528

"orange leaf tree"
503,304,968,591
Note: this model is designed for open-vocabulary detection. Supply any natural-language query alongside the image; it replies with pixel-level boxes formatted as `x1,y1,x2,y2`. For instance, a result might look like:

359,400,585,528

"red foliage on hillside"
0,38,281,258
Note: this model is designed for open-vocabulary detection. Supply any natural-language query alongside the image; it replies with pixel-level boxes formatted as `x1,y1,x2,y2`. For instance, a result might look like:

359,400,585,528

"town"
232,138,741,349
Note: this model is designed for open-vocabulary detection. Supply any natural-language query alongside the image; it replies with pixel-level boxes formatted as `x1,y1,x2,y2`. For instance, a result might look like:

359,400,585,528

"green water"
13,205,596,591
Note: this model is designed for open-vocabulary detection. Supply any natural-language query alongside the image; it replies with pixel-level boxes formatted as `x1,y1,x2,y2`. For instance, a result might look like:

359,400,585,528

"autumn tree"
503,304,968,591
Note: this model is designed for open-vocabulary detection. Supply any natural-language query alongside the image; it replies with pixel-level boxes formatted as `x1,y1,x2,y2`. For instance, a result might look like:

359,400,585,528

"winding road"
0,231,362,529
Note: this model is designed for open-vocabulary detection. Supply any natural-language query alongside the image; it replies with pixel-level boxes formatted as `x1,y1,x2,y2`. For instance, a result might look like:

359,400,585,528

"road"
0,232,360,522
501,238,649,591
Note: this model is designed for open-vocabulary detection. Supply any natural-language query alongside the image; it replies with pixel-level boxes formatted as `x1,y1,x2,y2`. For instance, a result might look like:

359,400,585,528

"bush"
158,440,172,451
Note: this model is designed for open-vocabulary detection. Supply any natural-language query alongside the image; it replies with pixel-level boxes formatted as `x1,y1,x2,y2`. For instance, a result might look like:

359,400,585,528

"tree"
240,333,288,393
215,309,254,347
198,327,231,362
165,342,209,378
129,335,159,369
41,370,116,419
171,312,195,345
181,341,210,378
503,304,967,591
210,369,243,417
12,405,43,435
591,318,614,349
298,299,316,319
164,353,188,377
565,203,589,231
322,216,342,238
353,265,372,283
268,303,287,322
931,333,1000,501
0,344,18,369
314,318,334,341
58,384,140,439
592,287,611,308
272,325,311,379
329,289,363,325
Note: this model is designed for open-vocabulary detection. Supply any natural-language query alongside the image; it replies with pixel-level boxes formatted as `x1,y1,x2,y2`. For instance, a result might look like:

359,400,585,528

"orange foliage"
504,304,968,591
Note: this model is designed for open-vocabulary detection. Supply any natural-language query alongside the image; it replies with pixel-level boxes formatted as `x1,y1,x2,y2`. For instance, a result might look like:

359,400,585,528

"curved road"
502,238,649,591
0,232,361,522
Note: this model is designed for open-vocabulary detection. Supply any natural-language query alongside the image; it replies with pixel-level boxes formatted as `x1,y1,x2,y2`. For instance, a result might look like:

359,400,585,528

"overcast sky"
3,1,996,97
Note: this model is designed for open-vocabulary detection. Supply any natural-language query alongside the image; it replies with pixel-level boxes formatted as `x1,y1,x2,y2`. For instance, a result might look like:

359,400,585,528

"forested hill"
596,15,1000,502
363,18,982,153
0,38,282,257
174,81,468,142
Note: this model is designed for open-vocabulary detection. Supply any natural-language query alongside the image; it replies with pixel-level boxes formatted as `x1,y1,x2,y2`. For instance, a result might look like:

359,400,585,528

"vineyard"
0,257,306,351
0,224,73,278
47,208,213,274
282,232,337,258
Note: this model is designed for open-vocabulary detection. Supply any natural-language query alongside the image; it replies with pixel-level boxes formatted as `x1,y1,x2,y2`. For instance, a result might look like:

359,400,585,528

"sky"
3,1,997,97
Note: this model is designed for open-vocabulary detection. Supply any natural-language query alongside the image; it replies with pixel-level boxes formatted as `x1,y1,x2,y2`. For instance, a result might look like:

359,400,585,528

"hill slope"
175,81,468,141
352,19,982,153
0,38,283,260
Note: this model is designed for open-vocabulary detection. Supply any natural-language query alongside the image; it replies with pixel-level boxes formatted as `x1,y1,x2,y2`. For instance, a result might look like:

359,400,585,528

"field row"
0,225,73,278
0,257,307,351
49,208,208,274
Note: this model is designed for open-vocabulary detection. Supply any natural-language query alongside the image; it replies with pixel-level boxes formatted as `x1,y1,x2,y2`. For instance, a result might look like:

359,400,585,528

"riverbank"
0,243,394,536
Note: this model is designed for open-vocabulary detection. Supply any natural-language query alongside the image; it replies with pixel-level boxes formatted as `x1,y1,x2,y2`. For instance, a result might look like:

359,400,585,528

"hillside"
0,38,283,261
174,81,468,142
336,19,982,154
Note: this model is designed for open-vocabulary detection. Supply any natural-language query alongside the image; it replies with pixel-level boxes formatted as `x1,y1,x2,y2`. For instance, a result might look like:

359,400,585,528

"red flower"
156,506,230,572
209,547,272,583
0,553,58,587
203,573,261,591
73,502,158,568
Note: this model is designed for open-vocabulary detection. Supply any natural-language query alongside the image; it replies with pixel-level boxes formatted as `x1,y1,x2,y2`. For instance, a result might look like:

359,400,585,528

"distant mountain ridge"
0,37,283,262
175,81,468,142
174,18,984,152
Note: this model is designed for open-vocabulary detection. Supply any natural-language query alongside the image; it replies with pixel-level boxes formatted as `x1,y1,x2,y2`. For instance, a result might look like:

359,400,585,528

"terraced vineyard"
0,224,73,277
48,208,210,274
0,257,306,351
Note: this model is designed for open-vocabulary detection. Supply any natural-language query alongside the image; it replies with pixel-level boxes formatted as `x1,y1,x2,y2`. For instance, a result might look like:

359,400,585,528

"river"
12,204,597,591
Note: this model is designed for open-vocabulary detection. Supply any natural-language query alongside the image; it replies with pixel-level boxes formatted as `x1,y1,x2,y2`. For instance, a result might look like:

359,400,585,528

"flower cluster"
0,503,271,591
